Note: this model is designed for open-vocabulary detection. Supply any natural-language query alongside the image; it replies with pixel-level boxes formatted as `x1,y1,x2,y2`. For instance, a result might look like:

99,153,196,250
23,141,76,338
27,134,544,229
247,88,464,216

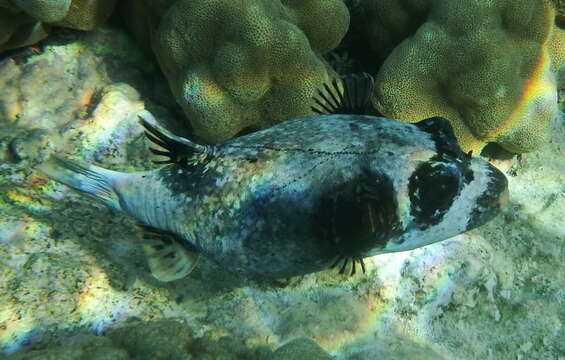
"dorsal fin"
311,73,381,116
138,112,215,166
138,223,200,282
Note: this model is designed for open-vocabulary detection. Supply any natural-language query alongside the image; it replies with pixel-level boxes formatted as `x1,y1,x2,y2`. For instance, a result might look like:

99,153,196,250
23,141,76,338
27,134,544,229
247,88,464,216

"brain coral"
54,0,117,31
9,0,71,23
0,0,116,52
153,0,349,143
362,0,565,153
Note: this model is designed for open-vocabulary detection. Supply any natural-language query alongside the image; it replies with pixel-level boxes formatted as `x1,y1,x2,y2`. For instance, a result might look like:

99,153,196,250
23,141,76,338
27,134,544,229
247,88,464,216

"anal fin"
138,224,200,282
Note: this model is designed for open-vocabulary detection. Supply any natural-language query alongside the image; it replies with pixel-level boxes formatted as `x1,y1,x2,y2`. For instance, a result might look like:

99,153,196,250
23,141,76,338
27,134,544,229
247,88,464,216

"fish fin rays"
320,171,402,275
37,156,123,211
138,112,215,168
138,223,200,282
311,73,382,116
330,255,367,276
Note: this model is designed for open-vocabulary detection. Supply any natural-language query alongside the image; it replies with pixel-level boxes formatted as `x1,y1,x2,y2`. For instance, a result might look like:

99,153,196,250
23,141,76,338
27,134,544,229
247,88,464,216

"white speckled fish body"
103,114,507,278
38,73,509,280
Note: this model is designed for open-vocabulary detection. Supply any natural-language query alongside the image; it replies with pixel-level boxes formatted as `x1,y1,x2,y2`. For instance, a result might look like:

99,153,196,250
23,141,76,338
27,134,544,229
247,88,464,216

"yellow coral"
10,0,71,22
154,0,349,143
54,0,117,31
0,0,116,52
366,0,565,153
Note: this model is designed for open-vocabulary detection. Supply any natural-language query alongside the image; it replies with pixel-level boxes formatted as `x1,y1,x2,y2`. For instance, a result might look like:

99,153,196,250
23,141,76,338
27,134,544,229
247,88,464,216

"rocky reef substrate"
0,27,564,360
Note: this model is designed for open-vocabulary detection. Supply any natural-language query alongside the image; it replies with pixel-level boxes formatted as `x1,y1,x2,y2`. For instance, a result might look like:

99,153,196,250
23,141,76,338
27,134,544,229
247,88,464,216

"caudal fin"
37,156,123,211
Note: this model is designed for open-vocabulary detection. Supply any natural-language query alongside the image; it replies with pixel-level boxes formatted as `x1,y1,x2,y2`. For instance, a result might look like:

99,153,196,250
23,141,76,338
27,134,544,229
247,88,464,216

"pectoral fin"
138,224,200,282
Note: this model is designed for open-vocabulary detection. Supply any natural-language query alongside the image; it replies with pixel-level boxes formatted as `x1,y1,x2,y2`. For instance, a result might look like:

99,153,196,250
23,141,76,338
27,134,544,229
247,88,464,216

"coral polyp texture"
0,0,117,52
153,0,350,143
53,0,117,31
7,0,71,23
363,0,565,153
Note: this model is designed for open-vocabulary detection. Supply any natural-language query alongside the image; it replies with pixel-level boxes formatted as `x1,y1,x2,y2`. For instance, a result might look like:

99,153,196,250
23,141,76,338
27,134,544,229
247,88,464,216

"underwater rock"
0,26,179,355
107,319,272,360
272,338,332,360
7,129,49,163
360,0,565,154
107,320,197,360
0,26,176,168
4,320,272,360
4,334,129,360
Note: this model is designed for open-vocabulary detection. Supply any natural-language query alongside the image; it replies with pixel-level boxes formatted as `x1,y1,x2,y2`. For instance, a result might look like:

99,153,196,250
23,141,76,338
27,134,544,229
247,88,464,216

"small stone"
272,338,332,360
4,334,130,360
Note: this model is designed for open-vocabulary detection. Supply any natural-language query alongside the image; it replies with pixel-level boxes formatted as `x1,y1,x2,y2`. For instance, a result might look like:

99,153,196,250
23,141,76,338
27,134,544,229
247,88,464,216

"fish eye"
408,158,463,227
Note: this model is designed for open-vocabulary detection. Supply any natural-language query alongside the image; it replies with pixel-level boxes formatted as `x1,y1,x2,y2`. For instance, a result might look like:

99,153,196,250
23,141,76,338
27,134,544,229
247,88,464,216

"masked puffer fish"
37,74,508,281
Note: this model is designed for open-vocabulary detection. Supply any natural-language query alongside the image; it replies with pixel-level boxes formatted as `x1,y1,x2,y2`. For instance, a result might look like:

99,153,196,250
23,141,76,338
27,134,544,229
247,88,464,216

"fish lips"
465,162,509,231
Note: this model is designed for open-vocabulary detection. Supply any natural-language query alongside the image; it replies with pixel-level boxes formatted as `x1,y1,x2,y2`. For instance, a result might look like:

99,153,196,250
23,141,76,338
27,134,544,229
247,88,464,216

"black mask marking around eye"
408,155,464,228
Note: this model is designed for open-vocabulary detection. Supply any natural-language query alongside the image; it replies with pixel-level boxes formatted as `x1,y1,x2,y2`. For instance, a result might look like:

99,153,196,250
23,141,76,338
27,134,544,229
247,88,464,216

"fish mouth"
485,163,509,206
465,162,509,230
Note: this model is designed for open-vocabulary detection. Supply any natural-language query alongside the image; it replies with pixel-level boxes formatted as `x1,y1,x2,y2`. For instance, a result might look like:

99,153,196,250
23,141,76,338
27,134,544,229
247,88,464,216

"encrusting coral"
0,0,117,52
153,0,349,143
361,0,565,153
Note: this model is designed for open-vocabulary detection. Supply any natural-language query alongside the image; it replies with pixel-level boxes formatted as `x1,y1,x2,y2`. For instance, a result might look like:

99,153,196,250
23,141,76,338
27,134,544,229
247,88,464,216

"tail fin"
37,156,123,211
